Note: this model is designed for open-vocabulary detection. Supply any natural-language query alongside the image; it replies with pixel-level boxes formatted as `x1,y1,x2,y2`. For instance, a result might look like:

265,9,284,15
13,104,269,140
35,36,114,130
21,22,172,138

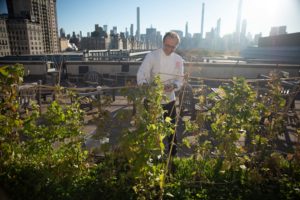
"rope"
159,72,300,83
19,74,300,93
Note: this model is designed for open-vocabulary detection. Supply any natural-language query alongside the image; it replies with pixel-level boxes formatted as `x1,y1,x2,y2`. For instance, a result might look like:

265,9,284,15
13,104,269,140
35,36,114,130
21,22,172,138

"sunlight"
244,0,281,25
242,0,285,35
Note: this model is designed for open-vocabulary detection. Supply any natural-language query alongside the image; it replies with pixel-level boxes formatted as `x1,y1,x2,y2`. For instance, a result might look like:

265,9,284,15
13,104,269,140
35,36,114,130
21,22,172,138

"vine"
0,65,299,199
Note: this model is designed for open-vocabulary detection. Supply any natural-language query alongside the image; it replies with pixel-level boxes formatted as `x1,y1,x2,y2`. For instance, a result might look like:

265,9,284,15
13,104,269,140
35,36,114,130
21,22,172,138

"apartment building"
0,17,10,56
6,19,44,55
6,0,59,55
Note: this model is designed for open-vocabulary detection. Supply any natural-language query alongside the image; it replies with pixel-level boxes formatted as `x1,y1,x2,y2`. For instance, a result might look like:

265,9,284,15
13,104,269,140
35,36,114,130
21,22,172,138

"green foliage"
0,65,299,199
116,76,174,199
0,64,90,200
162,76,300,199
0,64,25,163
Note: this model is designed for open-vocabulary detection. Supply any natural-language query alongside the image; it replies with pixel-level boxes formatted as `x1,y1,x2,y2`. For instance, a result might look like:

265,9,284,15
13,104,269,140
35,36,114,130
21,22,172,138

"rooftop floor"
78,94,300,157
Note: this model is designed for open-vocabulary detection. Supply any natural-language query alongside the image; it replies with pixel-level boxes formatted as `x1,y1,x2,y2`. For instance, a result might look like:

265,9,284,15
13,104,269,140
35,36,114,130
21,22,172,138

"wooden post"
112,88,115,101
38,80,42,114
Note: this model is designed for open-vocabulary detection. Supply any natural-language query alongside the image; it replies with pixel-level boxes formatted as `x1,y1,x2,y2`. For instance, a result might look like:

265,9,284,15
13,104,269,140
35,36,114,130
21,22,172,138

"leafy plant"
0,64,90,199
1,65,299,199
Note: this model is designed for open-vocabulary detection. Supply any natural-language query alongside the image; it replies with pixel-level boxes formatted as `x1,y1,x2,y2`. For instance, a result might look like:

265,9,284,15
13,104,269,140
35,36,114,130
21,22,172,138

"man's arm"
172,58,184,91
137,53,152,85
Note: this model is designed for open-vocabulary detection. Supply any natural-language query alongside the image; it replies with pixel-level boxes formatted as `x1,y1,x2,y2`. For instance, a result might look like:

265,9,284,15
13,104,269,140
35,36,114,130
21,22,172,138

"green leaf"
182,137,191,148
0,66,9,76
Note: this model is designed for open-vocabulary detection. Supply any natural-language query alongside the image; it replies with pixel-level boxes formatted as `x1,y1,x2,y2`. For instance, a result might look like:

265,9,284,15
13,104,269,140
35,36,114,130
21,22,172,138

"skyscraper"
6,0,59,54
240,19,247,47
201,3,205,39
136,7,140,41
235,0,243,43
146,27,157,49
130,24,134,37
241,19,247,38
185,22,188,38
103,25,108,33
112,26,118,35
60,28,66,38
216,18,221,38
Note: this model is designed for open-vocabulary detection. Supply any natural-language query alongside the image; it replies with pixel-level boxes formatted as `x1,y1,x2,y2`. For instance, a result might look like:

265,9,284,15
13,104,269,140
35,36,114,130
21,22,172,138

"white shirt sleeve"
137,53,152,85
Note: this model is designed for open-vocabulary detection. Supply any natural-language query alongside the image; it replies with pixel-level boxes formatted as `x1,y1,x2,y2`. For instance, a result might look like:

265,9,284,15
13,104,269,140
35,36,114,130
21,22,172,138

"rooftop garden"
0,64,299,200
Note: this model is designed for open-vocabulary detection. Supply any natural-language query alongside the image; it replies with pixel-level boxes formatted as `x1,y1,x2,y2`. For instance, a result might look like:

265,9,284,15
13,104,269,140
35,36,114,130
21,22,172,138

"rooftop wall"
1,60,299,80
259,32,300,47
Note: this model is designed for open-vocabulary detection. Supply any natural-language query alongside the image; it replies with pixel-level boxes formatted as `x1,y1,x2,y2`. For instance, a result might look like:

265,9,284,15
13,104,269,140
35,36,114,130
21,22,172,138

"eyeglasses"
164,43,177,50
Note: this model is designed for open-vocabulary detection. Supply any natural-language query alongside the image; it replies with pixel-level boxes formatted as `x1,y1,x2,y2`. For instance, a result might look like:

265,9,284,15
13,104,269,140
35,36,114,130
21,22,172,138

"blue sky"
1,0,300,38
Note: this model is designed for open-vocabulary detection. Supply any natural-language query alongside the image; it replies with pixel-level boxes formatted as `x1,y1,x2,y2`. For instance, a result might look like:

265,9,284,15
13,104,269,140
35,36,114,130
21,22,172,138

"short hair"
163,31,180,44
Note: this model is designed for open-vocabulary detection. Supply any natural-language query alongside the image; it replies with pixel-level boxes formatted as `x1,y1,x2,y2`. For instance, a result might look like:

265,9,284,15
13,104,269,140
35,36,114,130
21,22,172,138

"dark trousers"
162,101,177,156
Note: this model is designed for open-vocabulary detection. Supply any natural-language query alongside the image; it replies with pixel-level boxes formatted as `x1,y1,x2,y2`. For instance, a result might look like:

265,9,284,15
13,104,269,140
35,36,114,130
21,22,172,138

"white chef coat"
137,48,184,102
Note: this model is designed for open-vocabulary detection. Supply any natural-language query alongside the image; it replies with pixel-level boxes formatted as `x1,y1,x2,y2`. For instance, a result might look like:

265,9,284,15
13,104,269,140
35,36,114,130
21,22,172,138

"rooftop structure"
240,32,300,64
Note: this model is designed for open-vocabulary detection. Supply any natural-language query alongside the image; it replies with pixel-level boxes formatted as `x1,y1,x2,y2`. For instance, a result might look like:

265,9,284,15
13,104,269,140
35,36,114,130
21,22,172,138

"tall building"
216,18,221,38
0,16,10,56
60,28,66,38
240,19,247,48
145,27,157,49
235,0,243,43
103,25,108,33
112,26,118,35
241,19,247,38
201,3,205,39
136,7,140,41
185,22,188,38
269,26,287,36
130,24,134,37
81,24,109,50
6,0,59,54
125,27,129,38
7,18,45,55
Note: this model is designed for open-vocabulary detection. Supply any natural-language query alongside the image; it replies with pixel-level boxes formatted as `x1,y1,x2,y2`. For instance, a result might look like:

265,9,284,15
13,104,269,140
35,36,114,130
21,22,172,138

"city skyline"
0,0,299,38
56,0,300,38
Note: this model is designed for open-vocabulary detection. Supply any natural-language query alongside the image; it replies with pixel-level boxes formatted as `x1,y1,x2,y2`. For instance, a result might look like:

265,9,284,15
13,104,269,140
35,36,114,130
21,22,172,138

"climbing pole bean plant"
164,76,300,199
0,64,299,200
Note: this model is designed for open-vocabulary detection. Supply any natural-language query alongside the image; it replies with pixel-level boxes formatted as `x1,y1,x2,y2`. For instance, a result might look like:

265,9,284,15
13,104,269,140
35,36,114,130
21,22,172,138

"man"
137,31,184,156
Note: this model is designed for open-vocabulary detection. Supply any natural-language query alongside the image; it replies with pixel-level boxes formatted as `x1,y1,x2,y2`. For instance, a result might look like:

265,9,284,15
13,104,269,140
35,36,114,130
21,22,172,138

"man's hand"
164,84,174,92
